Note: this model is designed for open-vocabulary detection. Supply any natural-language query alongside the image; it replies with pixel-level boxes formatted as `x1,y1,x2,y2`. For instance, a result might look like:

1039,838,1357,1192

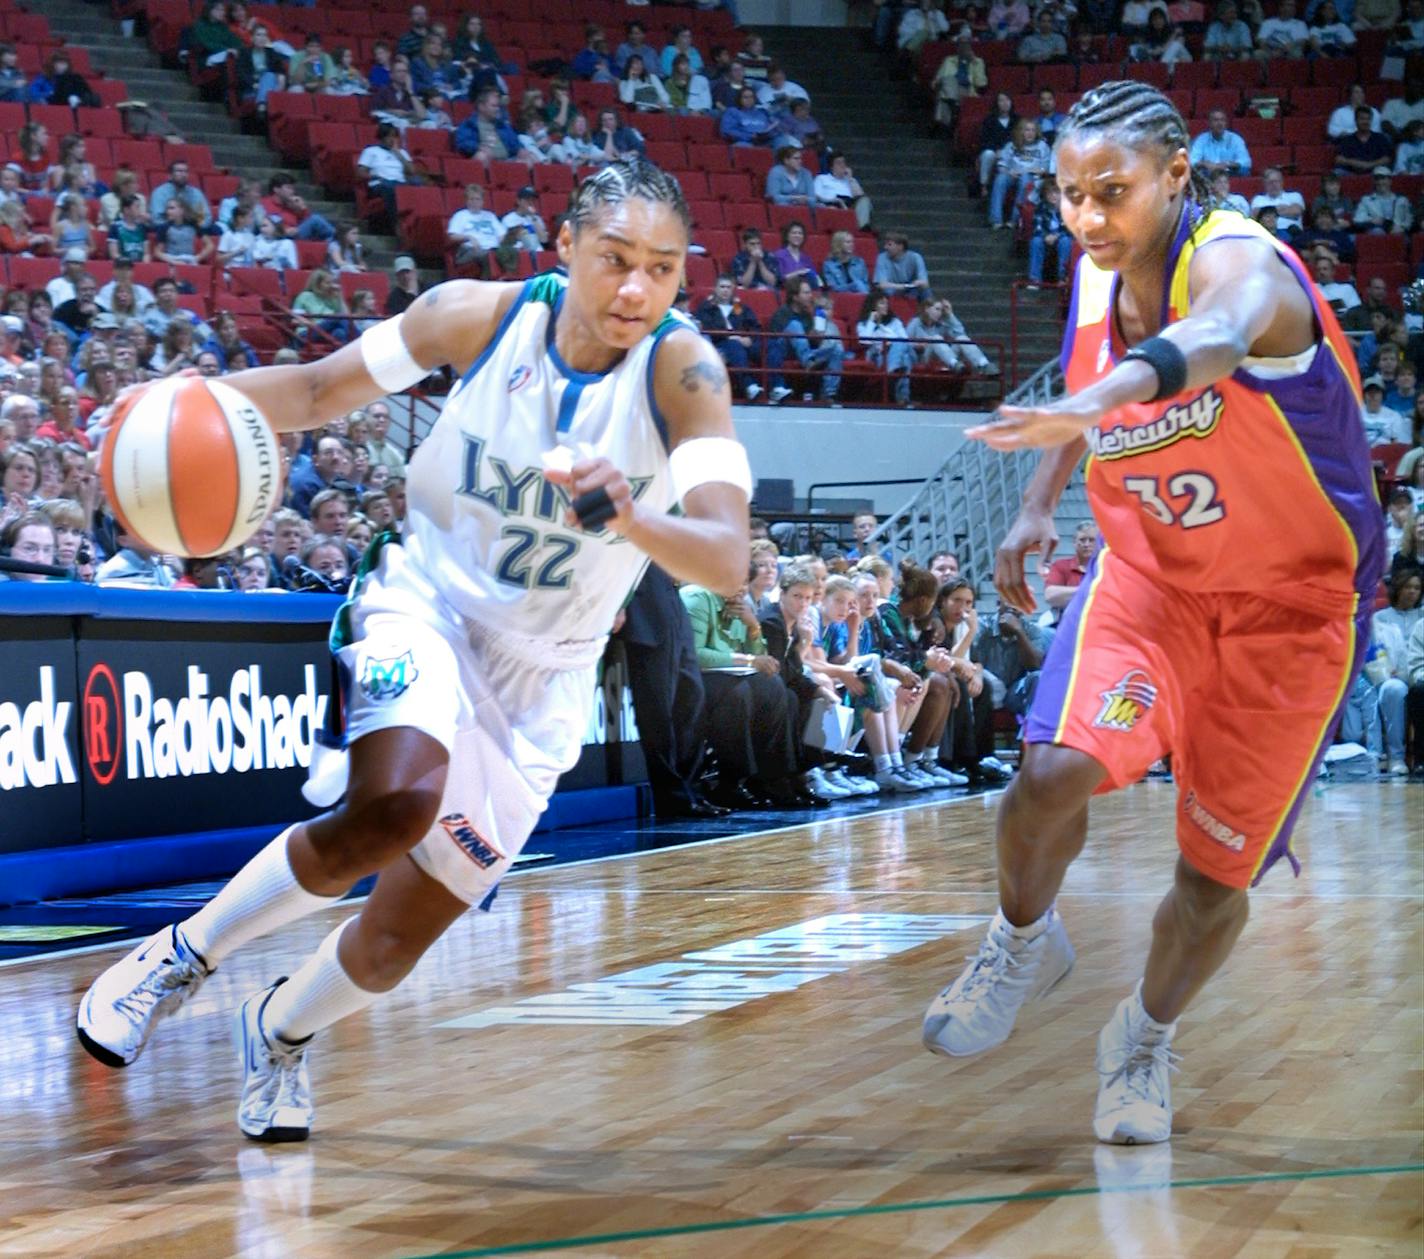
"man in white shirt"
812,154,873,228
356,122,418,219
1355,168,1413,234
1383,84,1424,137
446,183,506,272
97,258,155,314
755,65,809,112
1360,376,1411,446
499,186,548,252
1248,166,1306,231
1327,83,1381,139
1311,252,1360,316
1255,0,1309,56
45,248,90,308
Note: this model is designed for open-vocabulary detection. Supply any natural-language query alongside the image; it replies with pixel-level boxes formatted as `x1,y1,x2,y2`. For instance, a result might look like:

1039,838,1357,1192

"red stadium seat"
689,199,725,228
738,287,777,324
8,256,59,290
226,267,284,301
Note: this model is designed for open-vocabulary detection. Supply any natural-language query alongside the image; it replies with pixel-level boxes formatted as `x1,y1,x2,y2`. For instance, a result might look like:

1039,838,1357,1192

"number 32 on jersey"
1123,472,1225,530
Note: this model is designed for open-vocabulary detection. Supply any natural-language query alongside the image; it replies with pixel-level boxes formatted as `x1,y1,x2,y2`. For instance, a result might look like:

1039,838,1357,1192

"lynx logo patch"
440,813,507,869
1092,669,1157,732
358,651,418,702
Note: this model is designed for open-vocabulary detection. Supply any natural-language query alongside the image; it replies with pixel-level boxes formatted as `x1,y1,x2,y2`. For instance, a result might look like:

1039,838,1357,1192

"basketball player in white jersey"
76,160,752,1143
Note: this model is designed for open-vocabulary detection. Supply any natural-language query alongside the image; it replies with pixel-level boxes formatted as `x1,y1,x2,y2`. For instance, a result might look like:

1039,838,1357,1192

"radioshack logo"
81,662,328,784
0,666,77,791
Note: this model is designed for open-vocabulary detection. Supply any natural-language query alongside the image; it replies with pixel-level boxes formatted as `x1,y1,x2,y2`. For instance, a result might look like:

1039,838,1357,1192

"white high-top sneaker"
1093,986,1180,1145
76,926,212,1068
235,980,316,1143
922,907,1075,1057
807,766,851,798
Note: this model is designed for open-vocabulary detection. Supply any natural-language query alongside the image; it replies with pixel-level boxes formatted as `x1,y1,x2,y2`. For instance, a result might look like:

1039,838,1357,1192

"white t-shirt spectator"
813,171,859,205
448,206,505,251
1250,189,1306,230
500,209,543,251
98,278,155,313
1320,279,1361,313
357,144,409,183
1255,15,1309,51
756,77,809,109
1362,402,1410,445
218,226,256,267
1383,96,1424,133
1327,103,1380,139
253,234,297,270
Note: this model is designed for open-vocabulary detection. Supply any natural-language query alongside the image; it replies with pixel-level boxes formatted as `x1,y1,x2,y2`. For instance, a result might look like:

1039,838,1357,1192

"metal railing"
866,357,1068,594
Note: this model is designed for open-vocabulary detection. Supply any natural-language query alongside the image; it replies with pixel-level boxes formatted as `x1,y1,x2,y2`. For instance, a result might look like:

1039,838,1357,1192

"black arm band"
572,486,618,529
1121,336,1188,403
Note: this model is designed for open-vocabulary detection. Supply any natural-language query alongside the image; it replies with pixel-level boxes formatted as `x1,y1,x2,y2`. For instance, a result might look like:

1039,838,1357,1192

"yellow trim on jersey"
1074,262,1114,331
1053,546,1112,745
1169,211,1285,318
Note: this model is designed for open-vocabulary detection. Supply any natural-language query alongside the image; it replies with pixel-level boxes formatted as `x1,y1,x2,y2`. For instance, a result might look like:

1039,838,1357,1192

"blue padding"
0,585,343,623
0,786,644,907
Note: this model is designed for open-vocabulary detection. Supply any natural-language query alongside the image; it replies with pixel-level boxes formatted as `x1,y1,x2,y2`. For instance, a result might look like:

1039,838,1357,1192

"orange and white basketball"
99,377,283,558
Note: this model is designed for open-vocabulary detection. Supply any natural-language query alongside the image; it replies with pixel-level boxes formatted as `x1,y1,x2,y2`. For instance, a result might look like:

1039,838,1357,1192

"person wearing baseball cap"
500,186,548,253
1360,374,1411,445
385,254,422,315
0,315,24,366
1354,167,1412,235
46,247,91,307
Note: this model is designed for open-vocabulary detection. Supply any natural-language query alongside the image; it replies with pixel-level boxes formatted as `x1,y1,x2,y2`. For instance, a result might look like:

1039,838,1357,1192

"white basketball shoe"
922,907,1075,1057
1093,986,1180,1145
76,925,212,1068
236,980,315,1143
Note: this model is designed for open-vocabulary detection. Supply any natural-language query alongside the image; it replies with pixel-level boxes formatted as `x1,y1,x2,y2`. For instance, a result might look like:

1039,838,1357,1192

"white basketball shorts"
329,544,602,906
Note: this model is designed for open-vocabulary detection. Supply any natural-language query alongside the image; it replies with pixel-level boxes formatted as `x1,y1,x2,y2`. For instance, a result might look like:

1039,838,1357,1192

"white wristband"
359,314,427,394
668,436,753,502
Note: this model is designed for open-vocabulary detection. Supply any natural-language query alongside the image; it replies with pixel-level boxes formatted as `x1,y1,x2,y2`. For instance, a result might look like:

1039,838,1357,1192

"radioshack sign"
81,663,327,784
0,666,77,793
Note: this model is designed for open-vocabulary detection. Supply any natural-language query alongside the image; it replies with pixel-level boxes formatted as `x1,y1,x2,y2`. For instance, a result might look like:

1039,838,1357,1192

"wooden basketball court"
2,782,1420,1258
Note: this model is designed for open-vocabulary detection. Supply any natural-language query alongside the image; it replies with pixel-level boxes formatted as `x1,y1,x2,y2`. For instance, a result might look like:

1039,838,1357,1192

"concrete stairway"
46,0,412,275
758,26,1063,381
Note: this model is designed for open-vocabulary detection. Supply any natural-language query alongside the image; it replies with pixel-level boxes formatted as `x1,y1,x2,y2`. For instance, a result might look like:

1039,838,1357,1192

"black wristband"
572,486,618,529
1121,336,1188,403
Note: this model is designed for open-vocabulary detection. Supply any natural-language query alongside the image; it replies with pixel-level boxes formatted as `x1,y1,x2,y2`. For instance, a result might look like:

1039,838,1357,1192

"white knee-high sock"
180,826,344,965
264,919,382,1044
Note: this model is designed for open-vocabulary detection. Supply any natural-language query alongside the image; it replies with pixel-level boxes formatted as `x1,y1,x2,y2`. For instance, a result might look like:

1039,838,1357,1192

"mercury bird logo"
1093,669,1157,732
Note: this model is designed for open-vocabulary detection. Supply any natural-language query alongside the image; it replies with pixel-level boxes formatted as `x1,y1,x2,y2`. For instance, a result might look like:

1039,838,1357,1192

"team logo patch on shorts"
1092,669,1157,732
507,364,533,393
358,651,419,702
440,813,507,869
1183,790,1246,852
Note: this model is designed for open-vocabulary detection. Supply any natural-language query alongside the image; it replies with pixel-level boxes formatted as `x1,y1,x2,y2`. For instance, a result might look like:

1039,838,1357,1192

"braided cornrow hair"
1055,80,1216,222
568,156,692,236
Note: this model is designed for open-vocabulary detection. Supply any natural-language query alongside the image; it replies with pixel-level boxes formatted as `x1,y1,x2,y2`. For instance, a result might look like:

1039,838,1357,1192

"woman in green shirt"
291,269,348,346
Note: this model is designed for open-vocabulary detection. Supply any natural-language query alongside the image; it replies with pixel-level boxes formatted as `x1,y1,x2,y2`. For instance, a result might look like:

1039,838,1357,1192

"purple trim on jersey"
1249,600,1373,886
1022,549,1103,746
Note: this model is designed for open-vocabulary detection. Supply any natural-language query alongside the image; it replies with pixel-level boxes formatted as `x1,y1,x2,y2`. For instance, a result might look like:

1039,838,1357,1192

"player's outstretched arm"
222,281,519,433
968,236,1313,452
548,329,750,594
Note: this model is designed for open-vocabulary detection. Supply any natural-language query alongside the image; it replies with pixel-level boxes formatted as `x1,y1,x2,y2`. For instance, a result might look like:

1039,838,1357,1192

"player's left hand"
967,394,1105,450
546,457,638,535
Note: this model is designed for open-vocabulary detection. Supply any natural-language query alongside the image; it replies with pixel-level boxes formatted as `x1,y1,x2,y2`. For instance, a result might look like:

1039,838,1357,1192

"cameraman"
973,603,1052,723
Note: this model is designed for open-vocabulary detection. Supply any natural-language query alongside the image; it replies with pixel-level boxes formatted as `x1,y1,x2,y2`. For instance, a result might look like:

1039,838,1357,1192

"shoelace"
1096,1039,1182,1107
255,1040,310,1114
952,937,1023,1002
114,957,204,1023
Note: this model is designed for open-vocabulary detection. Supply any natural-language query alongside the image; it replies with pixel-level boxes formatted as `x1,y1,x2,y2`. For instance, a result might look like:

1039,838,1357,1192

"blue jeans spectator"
294,213,336,241
1028,233,1073,283
1340,674,1383,760
990,171,1033,228
865,339,916,402
1380,677,1409,764
713,336,762,398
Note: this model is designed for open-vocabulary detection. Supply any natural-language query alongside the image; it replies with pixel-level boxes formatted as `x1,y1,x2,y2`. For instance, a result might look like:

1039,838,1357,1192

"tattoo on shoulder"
679,361,728,395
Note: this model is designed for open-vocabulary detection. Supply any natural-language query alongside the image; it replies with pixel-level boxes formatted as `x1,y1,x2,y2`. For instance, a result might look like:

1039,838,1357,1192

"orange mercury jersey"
1061,208,1384,619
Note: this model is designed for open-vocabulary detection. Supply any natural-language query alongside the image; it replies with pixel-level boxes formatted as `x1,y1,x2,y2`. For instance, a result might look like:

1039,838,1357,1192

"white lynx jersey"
398,272,694,651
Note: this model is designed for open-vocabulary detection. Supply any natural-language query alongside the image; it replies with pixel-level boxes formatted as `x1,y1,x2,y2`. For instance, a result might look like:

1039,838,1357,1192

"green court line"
397,1162,1424,1258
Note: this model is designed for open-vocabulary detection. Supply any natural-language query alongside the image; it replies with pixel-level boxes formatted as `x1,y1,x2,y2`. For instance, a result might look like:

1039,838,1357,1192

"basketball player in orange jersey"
921,83,1385,1144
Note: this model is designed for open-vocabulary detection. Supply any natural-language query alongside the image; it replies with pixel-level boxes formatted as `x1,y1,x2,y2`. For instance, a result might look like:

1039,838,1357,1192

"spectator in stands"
0,511,56,581
875,231,932,300
288,436,349,517
823,230,870,291
619,55,671,112
203,311,258,372
1329,84,1382,139
712,60,749,111
592,108,646,159
857,291,916,404
976,92,1018,195
1356,169,1413,233
446,183,503,273
1388,362,1417,416
660,25,706,77
1203,0,1254,55
932,29,987,130
1345,274,1400,331
1018,9,1069,60
190,0,243,65
1210,171,1251,215
572,26,616,82
1309,0,1358,51
1383,80,1424,138
1027,176,1072,286
0,442,37,503
292,269,348,345
1190,109,1252,176
98,169,147,231
1336,106,1397,175
365,400,405,476
385,255,421,315
154,199,215,265
813,154,872,228
731,227,781,289
989,118,1050,228
98,259,153,315
987,0,1032,38
1362,375,1412,444
615,21,653,75
151,161,213,227
216,204,257,268
766,146,815,207
0,44,25,103
371,55,419,127
0,164,24,209
1313,252,1361,316
356,123,420,220
252,215,297,269
45,136,102,200
288,32,336,92
737,32,774,81
1034,89,1067,143
1249,167,1306,231
768,275,844,403
1042,519,1098,618
907,296,998,375
149,319,201,376
105,195,151,265
33,387,89,450
0,198,51,257
327,222,366,273
409,33,459,98
774,99,824,155
696,275,764,400
770,220,822,290
1395,119,1424,173
54,277,100,341
142,276,214,342
898,0,950,52
720,86,777,146
264,174,336,242
1130,8,1194,62
50,196,97,260
455,87,522,165
550,114,605,166
235,24,287,110
499,186,548,252
758,66,810,116
665,55,713,115
45,250,90,308
396,4,431,59
1298,206,1357,262
1255,0,1311,55
328,47,370,96
14,122,49,192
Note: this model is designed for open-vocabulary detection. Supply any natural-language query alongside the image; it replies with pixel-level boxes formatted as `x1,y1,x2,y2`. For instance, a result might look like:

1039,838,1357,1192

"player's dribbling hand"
546,456,637,534
995,505,1058,615
966,394,1104,451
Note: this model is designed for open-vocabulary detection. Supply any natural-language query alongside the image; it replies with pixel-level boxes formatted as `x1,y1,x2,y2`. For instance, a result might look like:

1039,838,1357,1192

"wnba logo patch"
507,364,533,393
440,813,507,869
1093,669,1157,732
359,651,418,701
1183,791,1246,852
